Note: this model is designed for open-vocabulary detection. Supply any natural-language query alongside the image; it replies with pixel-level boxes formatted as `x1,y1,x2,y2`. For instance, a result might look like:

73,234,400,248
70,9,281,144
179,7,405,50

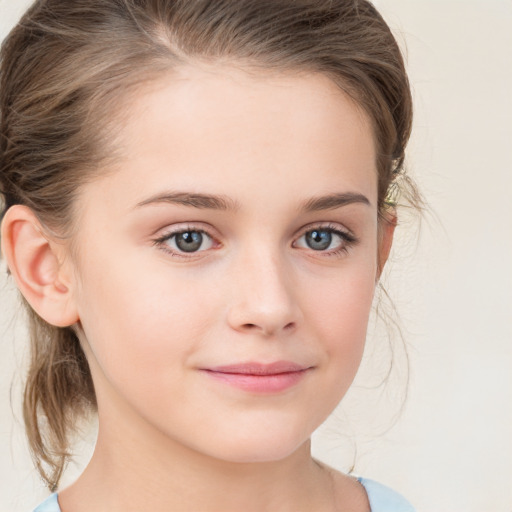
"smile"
200,361,312,394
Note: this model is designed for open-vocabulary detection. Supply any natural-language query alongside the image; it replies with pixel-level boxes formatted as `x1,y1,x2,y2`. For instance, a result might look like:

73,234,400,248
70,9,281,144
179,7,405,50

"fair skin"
2,66,394,511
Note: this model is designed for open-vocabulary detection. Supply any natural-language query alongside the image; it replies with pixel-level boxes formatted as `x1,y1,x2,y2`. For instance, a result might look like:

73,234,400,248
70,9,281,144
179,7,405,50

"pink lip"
201,361,312,393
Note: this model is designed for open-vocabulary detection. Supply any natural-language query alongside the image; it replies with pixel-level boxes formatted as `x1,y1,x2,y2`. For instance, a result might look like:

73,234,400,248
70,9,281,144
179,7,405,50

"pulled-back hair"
0,0,416,491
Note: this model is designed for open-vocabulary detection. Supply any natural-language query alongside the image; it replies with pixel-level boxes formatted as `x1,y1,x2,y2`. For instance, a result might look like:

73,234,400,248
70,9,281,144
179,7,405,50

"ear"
1,205,79,327
377,209,397,279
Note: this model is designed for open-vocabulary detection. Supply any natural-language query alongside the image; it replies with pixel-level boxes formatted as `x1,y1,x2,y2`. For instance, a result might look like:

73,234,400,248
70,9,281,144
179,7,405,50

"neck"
59,405,335,512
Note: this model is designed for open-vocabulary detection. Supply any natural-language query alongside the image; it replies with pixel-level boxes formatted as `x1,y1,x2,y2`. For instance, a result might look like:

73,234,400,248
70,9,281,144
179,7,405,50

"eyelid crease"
151,218,218,237
293,221,357,242
152,226,219,258
153,225,215,244
292,225,359,259
151,222,359,259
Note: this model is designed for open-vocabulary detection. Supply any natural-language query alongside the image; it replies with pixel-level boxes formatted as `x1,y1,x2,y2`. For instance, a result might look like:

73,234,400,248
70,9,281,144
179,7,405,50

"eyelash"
152,225,215,259
293,223,358,257
152,223,358,259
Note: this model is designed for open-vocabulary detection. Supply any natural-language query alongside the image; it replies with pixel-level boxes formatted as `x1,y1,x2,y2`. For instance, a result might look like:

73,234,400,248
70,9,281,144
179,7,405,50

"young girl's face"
68,66,388,463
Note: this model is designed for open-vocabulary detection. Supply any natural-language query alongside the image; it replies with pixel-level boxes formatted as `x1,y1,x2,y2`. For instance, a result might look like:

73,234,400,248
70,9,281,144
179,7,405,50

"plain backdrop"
1,1,511,511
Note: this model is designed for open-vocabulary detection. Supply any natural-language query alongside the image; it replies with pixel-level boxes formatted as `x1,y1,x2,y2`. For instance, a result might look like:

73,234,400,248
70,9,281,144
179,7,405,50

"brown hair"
0,0,417,491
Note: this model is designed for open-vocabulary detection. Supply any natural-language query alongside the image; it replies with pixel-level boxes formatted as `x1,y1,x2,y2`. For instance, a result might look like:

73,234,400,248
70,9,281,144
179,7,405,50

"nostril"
240,321,296,335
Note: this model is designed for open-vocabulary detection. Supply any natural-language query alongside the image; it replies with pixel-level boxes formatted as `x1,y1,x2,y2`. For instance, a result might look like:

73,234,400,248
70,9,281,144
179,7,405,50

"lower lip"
201,369,309,393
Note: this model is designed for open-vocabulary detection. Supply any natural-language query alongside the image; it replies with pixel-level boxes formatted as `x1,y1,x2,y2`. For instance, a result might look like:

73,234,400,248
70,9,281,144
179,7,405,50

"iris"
175,231,204,252
305,230,332,251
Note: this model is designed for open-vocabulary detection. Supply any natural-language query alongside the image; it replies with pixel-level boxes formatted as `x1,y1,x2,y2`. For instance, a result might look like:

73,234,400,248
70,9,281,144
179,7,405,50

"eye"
304,230,334,251
294,226,356,253
156,229,215,254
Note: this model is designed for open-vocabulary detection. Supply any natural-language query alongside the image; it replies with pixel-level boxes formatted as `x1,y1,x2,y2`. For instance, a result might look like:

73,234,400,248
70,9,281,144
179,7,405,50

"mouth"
200,361,312,393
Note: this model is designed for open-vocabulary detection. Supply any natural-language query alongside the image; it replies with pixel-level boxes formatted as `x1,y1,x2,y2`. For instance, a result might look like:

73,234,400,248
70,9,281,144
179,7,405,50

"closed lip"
203,361,312,375
200,361,312,393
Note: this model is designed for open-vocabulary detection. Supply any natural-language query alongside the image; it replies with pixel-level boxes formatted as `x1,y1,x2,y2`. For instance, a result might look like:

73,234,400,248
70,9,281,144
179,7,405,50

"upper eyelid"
153,227,217,257
293,227,353,245
152,225,217,254
154,223,217,240
152,221,356,246
293,222,355,240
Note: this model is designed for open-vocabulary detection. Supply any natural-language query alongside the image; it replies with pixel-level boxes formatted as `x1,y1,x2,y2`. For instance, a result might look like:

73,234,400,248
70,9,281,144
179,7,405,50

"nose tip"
226,257,301,337
228,303,299,337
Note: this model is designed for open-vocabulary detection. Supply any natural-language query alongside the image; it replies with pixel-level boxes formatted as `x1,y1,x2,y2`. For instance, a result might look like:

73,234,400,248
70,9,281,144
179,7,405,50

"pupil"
306,230,331,251
176,231,203,252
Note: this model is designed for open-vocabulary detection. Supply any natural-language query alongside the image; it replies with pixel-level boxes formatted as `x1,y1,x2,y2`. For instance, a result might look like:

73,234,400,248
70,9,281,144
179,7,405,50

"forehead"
80,65,377,215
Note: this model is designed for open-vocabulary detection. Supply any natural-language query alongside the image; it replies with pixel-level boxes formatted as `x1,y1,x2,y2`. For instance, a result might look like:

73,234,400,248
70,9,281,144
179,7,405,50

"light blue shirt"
32,477,415,511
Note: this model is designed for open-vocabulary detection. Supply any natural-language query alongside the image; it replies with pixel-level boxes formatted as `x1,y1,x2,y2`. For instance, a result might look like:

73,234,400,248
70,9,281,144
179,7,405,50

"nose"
226,249,302,337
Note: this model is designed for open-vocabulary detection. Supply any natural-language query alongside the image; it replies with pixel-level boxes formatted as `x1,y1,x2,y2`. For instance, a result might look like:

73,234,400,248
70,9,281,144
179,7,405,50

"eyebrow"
300,192,371,212
135,192,240,211
135,191,370,212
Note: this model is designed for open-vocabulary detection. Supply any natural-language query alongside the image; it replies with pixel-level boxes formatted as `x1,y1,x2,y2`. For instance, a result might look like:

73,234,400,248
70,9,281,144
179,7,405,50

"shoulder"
32,493,61,512
30,479,415,512
357,477,416,512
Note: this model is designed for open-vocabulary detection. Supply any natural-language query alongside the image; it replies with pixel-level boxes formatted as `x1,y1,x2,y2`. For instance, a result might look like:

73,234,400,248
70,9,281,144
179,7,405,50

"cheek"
286,264,377,435
304,264,376,369
73,249,212,397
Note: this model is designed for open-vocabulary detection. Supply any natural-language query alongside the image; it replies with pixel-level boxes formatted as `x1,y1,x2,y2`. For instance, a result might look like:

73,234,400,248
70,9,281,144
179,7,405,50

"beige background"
1,0,511,510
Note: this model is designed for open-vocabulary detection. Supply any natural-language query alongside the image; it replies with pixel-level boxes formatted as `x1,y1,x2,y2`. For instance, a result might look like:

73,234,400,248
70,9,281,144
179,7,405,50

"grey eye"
156,228,215,256
305,230,333,251
294,227,351,253
173,231,207,252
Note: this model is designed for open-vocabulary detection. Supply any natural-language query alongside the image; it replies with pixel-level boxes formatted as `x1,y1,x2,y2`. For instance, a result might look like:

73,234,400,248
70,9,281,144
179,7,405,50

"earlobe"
1,205,79,327
377,209,397,279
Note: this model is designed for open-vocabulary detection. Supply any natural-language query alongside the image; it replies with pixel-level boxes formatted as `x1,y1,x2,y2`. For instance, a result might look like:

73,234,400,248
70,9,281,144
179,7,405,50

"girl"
0,1,418,510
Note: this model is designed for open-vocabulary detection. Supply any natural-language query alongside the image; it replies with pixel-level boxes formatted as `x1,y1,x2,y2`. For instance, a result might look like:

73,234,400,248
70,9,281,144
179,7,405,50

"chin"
209,442,305,465
187,422,312,465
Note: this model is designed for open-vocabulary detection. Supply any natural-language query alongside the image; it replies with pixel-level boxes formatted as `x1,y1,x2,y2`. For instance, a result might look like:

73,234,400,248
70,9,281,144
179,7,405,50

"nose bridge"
227,240,300,336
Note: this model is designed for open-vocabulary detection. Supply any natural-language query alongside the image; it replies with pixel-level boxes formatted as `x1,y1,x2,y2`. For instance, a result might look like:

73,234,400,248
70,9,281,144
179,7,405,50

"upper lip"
204,361,311,375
